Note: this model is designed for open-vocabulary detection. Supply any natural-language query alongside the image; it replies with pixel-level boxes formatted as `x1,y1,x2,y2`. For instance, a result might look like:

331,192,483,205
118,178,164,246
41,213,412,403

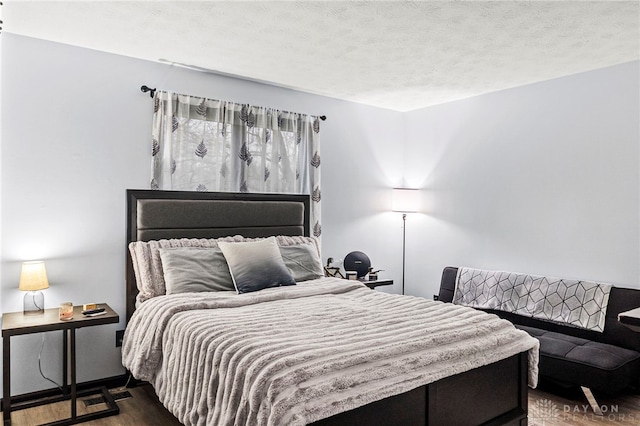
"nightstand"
362,279,393,290
2,304,120,426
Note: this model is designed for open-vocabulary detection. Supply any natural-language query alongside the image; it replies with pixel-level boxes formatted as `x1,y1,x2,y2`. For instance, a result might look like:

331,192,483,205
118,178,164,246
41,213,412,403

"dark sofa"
438,266,640,407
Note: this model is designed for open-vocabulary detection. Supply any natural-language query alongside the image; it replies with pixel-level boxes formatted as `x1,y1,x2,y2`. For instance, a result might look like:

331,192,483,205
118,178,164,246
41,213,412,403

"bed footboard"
312,352,528,426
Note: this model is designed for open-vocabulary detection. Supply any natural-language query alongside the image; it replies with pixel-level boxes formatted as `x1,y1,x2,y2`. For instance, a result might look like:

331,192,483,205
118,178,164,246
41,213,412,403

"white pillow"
129,235,320,303
128,235,246,304
218,237,296,294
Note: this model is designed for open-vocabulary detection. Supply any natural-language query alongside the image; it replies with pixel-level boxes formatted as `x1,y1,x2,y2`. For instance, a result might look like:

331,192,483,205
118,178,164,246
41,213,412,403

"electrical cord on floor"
112,372,134,393
38,334,63,392
119,372,133,390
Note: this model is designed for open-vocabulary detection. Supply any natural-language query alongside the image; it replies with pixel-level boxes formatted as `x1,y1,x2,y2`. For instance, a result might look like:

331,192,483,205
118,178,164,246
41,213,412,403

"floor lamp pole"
402,213,407,295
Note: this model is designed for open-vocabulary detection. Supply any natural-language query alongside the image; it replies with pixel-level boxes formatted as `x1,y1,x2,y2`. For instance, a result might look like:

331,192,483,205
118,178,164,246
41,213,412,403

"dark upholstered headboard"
125,189,311,321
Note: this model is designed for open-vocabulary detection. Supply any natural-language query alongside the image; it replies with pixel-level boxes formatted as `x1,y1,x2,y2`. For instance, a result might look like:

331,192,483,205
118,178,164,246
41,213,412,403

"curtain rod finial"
319,115,326,121
140,85,156,98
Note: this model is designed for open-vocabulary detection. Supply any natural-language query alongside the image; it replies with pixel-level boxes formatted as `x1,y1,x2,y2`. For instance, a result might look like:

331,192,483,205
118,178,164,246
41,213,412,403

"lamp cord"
31,292,43,310
38,335,63,392
39,337,133,394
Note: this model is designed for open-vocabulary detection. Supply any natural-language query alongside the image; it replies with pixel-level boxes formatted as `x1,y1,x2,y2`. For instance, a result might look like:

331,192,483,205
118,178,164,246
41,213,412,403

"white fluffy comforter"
122,278,539,426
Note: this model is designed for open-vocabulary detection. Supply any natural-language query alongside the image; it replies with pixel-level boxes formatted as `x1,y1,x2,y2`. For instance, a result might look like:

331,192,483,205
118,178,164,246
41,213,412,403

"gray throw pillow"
218,236,296,294
280,244,324,282
159,247,235,294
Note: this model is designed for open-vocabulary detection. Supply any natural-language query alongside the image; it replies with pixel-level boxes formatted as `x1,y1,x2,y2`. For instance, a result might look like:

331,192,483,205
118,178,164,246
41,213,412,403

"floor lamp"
392,188,420,295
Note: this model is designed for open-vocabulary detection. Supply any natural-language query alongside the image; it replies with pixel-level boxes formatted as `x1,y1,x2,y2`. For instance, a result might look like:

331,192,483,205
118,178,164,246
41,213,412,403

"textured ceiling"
4,1,639,111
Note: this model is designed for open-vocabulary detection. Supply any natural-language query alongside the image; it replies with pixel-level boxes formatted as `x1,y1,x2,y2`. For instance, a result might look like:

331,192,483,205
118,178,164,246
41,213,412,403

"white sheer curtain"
150,91,322,236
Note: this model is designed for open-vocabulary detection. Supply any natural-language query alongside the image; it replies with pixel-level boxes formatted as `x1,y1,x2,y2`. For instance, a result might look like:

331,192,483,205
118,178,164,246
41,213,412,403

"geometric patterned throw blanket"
453,267,612,332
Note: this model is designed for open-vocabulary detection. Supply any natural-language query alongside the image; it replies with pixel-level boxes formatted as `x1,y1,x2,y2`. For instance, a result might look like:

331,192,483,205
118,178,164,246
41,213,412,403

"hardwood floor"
7,385,181,426
5,382,640,425
528,383,640,426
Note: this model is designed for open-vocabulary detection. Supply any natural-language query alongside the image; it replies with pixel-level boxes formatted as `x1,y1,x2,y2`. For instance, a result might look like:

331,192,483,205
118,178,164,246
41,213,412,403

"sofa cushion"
517,325,640,393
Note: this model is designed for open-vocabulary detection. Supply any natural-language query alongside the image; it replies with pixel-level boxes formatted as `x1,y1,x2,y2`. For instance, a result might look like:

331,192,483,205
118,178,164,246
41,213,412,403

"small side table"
2,304,120,426
362,279,394,290
618,307,640,332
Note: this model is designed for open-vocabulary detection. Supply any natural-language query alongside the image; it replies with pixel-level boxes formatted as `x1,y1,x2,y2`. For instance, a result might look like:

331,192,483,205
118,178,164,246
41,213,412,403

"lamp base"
23,290,45,315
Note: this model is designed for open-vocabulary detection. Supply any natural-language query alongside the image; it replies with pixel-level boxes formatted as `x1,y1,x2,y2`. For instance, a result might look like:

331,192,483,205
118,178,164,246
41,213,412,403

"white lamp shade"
19,261,50,291
392,188,420,213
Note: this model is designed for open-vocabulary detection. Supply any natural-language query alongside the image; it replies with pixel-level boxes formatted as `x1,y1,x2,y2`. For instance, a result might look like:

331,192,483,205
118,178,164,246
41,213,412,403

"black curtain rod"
140,85,326,121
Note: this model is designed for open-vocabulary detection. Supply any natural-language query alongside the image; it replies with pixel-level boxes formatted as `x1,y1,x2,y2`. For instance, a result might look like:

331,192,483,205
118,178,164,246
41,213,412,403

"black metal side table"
2,304,120,426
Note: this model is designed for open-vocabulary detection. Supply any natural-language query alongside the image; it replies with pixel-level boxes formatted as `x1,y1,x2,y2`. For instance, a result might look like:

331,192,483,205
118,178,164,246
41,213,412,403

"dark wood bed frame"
125,189,529,426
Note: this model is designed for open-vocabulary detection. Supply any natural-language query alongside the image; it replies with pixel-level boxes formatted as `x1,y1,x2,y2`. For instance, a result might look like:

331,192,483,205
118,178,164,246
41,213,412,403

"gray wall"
403,61,640,299
0,34,404,396
1,33,638,396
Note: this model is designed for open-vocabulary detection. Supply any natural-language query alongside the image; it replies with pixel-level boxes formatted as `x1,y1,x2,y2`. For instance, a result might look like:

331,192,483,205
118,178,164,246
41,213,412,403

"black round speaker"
343,251,371,278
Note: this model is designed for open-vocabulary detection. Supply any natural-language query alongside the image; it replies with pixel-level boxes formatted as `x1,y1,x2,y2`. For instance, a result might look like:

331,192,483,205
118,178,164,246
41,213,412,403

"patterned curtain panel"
150,91,322,236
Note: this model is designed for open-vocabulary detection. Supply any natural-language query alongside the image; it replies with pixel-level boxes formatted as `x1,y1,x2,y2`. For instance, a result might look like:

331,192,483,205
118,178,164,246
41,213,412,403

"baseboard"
0,373,129,409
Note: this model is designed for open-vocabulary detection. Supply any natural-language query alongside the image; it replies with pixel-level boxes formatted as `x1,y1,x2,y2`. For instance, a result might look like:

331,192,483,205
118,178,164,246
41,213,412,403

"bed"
122,189,539,426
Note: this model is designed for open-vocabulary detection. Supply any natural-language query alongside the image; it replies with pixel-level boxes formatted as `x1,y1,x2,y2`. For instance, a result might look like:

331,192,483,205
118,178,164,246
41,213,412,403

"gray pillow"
280,244,324,282
159,247,235,294
218,236,296,294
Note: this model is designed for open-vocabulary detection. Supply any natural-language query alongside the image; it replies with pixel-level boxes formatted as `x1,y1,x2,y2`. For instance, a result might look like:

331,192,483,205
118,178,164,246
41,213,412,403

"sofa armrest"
438,266,458,303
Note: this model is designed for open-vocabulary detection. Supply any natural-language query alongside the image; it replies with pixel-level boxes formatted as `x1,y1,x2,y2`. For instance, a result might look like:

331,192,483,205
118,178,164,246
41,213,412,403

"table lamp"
392,188,420,295
19,261,49,315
